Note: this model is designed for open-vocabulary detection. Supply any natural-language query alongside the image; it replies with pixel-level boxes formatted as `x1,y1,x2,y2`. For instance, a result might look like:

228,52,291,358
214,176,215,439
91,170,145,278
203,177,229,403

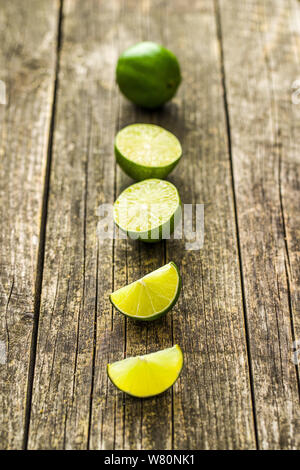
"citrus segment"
107,345,183,398
110,262,181,321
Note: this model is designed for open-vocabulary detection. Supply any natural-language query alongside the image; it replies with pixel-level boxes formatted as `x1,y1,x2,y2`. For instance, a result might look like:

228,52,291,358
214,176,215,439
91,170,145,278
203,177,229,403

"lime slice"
116,41,181,109
115,124,182,181
113,178,181,242
110,262,181,321
107,345,183,398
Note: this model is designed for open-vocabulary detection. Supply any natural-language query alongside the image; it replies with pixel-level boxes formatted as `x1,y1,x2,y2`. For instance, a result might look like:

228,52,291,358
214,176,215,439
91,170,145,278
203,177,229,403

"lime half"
115,124,182,181
113,179,181,242
110,262,181,321
107,345,183,398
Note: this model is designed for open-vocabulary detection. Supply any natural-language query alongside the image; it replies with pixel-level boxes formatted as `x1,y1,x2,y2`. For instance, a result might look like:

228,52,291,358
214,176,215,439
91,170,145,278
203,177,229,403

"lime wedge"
107,345,183,398
113,178,181,242
110,262,181,321
115,124,182,181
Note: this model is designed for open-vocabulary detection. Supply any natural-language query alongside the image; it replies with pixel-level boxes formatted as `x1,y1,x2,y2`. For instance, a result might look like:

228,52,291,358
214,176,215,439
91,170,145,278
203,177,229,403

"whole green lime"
116,42,181,109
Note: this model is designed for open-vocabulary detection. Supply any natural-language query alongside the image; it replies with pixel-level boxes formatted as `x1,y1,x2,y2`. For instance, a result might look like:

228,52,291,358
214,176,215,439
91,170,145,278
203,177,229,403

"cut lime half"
113,179,181,242
115,124,182,181
110,262,181,321
107,345,183,398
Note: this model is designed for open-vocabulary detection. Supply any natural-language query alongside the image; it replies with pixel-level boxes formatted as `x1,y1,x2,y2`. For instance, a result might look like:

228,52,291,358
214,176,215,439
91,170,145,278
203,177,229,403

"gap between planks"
22,0,64,450
213,0,260,449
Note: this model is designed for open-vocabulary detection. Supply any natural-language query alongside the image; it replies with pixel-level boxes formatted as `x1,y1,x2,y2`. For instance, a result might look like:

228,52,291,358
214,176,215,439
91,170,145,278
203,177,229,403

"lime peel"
116,41,181,109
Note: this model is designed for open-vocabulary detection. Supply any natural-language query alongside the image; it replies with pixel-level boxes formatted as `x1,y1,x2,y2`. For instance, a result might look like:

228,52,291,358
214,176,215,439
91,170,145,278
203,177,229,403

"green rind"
114,141,182,181
116,41,181,109
109,261,182,322
107,345,184,398
113,180,181,243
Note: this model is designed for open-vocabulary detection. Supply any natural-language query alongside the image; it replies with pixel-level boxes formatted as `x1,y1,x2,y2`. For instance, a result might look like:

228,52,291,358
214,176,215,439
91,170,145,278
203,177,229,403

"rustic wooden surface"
0,0,299,450
0,0,58,449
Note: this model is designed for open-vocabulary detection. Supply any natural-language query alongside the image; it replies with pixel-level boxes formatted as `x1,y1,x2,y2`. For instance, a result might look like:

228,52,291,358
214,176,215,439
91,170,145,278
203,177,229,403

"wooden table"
0,0,299,450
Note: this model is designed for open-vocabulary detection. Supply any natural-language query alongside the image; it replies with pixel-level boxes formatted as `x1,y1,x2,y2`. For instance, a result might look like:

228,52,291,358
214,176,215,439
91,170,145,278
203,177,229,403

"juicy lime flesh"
116,124,181,167
107,345,183,397
113,179,180,234
110,262,180,319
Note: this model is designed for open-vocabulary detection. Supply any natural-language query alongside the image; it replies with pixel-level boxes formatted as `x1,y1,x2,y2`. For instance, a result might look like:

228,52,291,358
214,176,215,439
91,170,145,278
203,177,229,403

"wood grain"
27,0,121,449
0,0,59,449
91,0,172,449
218,0,300,449
28,0,256,449
162,0,256,449
2,0,298,450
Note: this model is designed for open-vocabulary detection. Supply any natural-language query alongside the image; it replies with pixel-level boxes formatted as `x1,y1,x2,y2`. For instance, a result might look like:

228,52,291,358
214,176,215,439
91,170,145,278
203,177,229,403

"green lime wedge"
115,124,182,181
110,262,181,321
116,41,181,109
113,178,181,242
107,345,183,398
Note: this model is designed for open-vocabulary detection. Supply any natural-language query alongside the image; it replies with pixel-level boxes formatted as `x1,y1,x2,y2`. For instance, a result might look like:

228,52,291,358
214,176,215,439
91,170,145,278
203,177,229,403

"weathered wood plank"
28,0,257,449
92,120,171,449
27,0,122,449
0,0,59,449
160,0,256,449
218,0,300,449
102,0,173,451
